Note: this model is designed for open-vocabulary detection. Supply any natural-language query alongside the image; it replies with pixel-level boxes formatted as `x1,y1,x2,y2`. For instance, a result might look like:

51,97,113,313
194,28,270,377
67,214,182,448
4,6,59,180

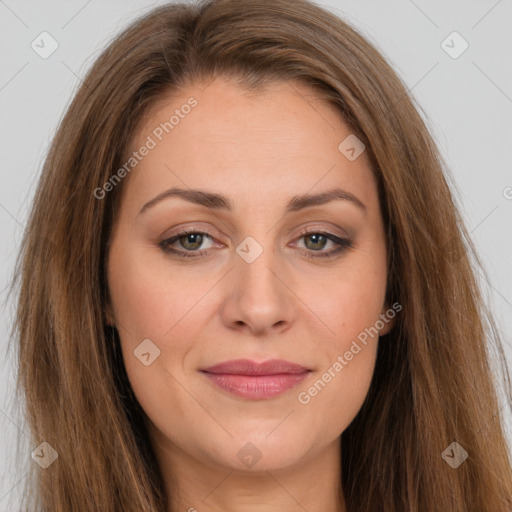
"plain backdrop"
1,0,511,509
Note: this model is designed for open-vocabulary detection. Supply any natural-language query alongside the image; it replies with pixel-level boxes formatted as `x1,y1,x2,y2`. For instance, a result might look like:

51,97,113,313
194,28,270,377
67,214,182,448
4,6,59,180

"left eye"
296,232,337,251
159,229,351,259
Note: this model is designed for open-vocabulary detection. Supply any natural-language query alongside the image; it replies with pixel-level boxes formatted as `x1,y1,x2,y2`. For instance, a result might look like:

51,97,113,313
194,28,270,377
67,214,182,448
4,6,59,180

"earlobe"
378,304,397,336
104,303,116,327
379,321,393,336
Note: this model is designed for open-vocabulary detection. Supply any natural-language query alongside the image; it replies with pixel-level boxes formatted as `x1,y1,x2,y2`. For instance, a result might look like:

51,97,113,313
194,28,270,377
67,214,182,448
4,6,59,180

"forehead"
122,77,377,213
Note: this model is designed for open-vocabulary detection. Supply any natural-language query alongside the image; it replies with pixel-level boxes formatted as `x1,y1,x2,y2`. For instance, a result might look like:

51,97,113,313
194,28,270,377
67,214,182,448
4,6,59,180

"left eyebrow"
285,188,366,213
137,186,366,216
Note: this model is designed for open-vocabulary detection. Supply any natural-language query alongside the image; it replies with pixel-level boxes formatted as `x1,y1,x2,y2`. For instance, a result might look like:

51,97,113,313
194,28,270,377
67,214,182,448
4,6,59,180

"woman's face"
106,77,392,472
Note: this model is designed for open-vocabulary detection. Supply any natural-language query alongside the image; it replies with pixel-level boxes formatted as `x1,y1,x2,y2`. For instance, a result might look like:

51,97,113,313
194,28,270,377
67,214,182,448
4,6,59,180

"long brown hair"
9,0,512,510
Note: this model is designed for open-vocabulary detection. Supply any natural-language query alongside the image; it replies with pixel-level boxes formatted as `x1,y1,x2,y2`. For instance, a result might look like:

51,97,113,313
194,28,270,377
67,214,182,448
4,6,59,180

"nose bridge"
235,233,283,299
220,232,294,334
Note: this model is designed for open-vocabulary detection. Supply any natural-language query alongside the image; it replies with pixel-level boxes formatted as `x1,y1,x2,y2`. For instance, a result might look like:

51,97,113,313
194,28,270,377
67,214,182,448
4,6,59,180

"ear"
378,303,399,336
104,301,116,327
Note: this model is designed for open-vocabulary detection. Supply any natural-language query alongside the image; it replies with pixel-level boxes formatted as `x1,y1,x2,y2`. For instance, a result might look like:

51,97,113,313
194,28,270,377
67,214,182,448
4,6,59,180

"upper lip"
201,359,311,376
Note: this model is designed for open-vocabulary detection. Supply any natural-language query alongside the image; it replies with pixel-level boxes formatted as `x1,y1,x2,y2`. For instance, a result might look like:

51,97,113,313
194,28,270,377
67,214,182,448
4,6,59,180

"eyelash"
159,228,352,260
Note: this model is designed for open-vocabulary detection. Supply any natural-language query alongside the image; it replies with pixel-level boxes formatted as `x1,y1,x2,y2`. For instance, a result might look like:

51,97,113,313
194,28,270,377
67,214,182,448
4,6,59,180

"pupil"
306,234,325,250
183,233,202,250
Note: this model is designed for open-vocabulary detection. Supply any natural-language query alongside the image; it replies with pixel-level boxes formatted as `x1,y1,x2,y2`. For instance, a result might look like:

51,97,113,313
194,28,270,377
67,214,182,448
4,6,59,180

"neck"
148,425,347,512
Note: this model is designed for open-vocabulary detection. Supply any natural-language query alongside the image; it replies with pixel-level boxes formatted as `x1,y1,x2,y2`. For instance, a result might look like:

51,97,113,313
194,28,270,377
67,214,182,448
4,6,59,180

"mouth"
200,359,312,400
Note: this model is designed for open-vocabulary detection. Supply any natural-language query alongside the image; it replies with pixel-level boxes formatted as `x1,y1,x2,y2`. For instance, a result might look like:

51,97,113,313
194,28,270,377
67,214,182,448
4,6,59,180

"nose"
219,243,295,337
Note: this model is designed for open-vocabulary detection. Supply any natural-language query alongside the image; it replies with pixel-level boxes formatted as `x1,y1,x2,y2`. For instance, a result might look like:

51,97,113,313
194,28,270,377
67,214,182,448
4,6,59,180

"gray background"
1,0,511,509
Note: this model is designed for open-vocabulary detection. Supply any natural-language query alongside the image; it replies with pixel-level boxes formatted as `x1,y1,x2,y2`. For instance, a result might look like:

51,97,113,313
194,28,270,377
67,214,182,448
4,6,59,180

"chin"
197,431,315,473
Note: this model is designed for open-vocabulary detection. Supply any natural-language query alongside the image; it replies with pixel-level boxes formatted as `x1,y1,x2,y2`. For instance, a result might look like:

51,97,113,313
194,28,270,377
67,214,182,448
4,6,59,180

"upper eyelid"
165,227,345,242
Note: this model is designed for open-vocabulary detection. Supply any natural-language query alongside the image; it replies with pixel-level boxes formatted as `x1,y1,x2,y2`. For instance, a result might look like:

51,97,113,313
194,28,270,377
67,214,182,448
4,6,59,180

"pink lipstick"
200,359,311,399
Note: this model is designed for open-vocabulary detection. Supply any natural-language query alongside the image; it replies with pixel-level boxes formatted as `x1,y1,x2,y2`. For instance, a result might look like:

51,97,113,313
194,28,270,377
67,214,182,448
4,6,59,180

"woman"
11,0,512,510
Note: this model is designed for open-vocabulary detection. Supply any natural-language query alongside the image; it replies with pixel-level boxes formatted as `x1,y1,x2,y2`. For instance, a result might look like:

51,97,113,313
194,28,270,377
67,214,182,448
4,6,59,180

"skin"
106,77,394,512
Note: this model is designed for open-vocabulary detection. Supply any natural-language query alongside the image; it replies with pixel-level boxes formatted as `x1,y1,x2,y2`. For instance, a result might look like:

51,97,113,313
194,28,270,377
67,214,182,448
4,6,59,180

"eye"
158,228,352,259
293,229,352,259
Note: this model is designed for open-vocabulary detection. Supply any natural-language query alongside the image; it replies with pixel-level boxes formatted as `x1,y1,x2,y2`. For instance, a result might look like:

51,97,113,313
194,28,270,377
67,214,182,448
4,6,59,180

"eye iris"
305,233,326,250
180,233,203,250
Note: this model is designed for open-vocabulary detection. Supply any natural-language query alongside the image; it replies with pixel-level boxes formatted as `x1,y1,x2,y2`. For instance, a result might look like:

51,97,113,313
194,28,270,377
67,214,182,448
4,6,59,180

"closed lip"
200,358,312,399
200,359,311,376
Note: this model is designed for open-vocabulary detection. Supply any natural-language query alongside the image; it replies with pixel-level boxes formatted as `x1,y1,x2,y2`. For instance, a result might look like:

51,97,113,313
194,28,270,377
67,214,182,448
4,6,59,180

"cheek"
107,242,210,391
107,242,198,338
308,348,378,438
107,244,200,427
296,300,380,436
310,251,388,348
295,254,386,425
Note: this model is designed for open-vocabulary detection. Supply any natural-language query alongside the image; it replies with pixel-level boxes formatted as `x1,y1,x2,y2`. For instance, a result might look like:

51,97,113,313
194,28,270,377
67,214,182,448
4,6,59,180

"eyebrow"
138,186,366,215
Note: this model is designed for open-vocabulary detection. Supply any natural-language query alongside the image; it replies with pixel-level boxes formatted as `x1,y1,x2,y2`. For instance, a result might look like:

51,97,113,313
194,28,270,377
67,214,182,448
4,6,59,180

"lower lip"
202,372,310,399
